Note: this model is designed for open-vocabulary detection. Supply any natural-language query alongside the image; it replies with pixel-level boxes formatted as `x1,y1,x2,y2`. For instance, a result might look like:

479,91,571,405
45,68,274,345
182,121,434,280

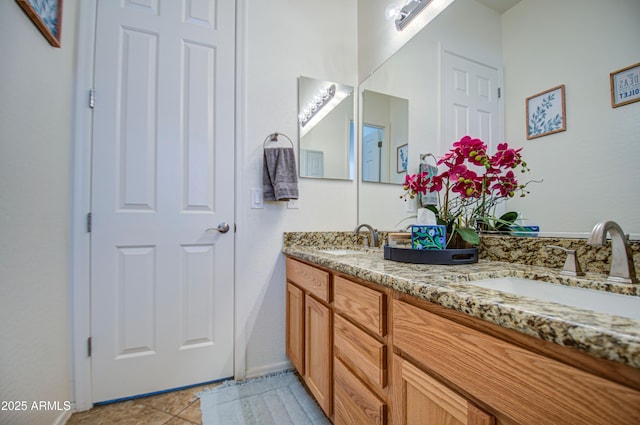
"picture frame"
610,62,640,108
526,84,566,140
16,0,63,48
396,143,408,173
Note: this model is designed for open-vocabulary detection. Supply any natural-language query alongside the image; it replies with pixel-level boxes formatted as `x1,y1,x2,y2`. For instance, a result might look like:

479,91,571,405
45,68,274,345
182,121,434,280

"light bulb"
385,3,402,21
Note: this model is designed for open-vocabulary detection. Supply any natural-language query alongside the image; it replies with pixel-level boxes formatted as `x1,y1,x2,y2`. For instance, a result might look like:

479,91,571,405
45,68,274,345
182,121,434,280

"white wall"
502,0,640,234
237,0,358,377
0,1,77,424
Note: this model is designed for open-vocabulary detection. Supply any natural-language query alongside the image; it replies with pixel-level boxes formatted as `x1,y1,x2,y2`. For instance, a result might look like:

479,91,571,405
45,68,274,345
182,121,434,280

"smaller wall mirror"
298,76,355,180
361,90,408,184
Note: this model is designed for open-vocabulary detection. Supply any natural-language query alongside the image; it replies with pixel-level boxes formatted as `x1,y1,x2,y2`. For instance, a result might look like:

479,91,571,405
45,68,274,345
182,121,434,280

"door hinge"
89,89,95,109
498,87,502,99
87,337,92,357
87,212,92,233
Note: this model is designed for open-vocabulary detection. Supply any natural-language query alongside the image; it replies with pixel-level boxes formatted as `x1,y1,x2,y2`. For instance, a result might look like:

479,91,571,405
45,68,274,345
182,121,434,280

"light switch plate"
251,188,264,209
287,199,299,209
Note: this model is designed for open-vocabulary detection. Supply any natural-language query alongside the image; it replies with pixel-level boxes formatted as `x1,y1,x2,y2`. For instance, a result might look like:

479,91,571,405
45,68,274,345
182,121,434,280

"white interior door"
362,125,383,182
302,149,324,178
442,51,500,153
90,0,236,403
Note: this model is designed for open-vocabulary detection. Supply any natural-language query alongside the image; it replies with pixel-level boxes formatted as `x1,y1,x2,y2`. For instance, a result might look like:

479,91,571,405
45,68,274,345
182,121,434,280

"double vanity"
283,232,640,424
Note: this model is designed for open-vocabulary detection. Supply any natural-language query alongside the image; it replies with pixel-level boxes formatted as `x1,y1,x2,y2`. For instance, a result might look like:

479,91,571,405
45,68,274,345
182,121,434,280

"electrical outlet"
405,197,417,213
287,199,299,209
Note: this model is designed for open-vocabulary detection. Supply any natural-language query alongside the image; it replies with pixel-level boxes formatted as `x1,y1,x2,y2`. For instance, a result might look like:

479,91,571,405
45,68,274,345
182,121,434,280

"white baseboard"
53,410,73,425
244,360,293,380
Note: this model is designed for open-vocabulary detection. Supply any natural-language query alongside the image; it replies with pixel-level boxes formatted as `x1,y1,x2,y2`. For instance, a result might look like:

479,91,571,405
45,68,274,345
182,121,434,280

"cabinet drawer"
334,276,386,337
334,314,387,389
334,357,386,425
393,299,640,425
286,258,330,302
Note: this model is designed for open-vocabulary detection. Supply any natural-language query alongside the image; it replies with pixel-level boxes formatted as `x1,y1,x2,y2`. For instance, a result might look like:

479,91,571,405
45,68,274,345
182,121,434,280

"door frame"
69,0,245,411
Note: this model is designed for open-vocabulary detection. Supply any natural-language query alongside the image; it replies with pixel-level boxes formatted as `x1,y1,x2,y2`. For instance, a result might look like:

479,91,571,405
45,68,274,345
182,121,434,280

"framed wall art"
16,0,63,48
610,62,640,108
526,84,566,140
397,143,408,173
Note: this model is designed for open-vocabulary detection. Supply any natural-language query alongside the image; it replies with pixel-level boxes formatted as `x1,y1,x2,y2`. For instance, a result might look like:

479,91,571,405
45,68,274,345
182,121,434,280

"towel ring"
263,132,294,149
420,153,438,165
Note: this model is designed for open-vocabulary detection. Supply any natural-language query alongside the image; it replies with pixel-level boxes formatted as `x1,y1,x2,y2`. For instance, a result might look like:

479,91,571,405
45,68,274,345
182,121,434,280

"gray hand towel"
263,147,299,201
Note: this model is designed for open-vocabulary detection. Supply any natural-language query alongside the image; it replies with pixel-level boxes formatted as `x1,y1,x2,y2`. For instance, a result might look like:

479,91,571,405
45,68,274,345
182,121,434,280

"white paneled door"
90,0,236,403
442,51,500,153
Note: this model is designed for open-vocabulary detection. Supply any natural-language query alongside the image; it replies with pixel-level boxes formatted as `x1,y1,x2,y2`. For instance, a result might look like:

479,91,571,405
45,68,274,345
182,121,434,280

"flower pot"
446,233,475,250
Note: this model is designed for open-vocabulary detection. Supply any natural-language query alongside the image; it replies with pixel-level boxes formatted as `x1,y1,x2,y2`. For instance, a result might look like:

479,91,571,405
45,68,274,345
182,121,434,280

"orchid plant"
402,136,533,247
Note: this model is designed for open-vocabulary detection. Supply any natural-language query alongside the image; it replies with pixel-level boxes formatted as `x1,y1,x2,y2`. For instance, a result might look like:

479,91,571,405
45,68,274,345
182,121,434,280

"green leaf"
495,211,519,231
499,211,518,223
425,205,439,218
455,227,480,245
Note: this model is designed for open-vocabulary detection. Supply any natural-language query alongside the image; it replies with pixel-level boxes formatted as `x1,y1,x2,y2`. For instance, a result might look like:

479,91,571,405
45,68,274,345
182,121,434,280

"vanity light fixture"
298,84,336,127
392,0,433,31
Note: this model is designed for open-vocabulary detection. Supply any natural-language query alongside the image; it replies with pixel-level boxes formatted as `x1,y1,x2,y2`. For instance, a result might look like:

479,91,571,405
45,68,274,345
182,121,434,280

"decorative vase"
446,233,474,250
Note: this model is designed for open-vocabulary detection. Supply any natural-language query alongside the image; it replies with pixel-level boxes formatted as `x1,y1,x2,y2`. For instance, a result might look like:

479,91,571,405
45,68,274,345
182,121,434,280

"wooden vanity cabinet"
285,258,332,417
392,297,640,425
333,275,391,425
393,354,495,425
286,254,640,425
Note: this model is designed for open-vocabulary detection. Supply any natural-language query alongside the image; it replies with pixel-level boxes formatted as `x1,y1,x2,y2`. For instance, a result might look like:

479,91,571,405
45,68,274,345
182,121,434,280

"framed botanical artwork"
610,62,640,108
16,0,63,48
526,84,566,140
397,143,408,173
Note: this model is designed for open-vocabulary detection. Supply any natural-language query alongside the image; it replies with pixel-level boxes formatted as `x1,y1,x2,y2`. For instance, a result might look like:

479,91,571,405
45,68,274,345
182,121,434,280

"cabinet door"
286,282,305,374
305,294,332,417
334,357,386,425
393,354,495,425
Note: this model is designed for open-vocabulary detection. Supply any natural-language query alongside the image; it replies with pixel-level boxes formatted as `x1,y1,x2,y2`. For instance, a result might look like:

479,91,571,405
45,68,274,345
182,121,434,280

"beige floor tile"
66,383,218,425
176,400,202,424
67,399,174,425
138,389,198,416
164,417,198,425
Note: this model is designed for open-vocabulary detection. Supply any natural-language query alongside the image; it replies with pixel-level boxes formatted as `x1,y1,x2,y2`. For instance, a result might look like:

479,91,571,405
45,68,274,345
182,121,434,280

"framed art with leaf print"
16,0,63,48
397,143,408,173
526,84,566,140
610,62,640,108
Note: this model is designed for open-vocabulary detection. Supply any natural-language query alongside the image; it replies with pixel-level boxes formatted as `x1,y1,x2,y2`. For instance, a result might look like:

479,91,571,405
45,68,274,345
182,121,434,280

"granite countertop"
282,244,640,369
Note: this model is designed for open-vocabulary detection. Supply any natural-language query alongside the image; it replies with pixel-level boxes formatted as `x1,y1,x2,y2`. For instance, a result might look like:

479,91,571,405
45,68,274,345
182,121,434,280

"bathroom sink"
319,249,367,256
466,277,640,321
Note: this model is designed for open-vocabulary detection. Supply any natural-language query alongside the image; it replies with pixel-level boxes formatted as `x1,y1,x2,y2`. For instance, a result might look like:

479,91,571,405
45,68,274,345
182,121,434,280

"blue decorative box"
411,225,447,250
510,225,540,237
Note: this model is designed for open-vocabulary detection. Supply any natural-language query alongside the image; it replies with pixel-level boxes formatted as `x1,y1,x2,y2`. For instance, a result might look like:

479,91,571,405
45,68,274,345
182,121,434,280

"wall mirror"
361,90,408,184
298,76,355,180
357,0,640,237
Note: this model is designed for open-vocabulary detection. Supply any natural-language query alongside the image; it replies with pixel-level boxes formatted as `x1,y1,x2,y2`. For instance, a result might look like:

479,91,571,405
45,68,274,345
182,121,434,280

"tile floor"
67,382,220,425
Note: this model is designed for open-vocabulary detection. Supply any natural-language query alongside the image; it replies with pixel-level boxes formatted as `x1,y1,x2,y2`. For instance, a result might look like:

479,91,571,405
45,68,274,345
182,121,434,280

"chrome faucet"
354,224,379,248
587,220,638,284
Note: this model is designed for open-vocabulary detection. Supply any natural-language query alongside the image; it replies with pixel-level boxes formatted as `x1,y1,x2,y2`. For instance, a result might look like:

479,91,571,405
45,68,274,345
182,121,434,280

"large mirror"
298,76,355,180
361,90,408,184
358,0,640,237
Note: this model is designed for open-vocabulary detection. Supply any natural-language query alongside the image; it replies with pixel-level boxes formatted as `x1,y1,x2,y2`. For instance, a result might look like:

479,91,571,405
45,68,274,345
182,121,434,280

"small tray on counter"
383,245,478,265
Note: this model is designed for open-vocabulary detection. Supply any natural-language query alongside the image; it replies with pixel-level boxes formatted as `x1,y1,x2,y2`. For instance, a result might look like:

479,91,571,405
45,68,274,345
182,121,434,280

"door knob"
207,222,230,234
